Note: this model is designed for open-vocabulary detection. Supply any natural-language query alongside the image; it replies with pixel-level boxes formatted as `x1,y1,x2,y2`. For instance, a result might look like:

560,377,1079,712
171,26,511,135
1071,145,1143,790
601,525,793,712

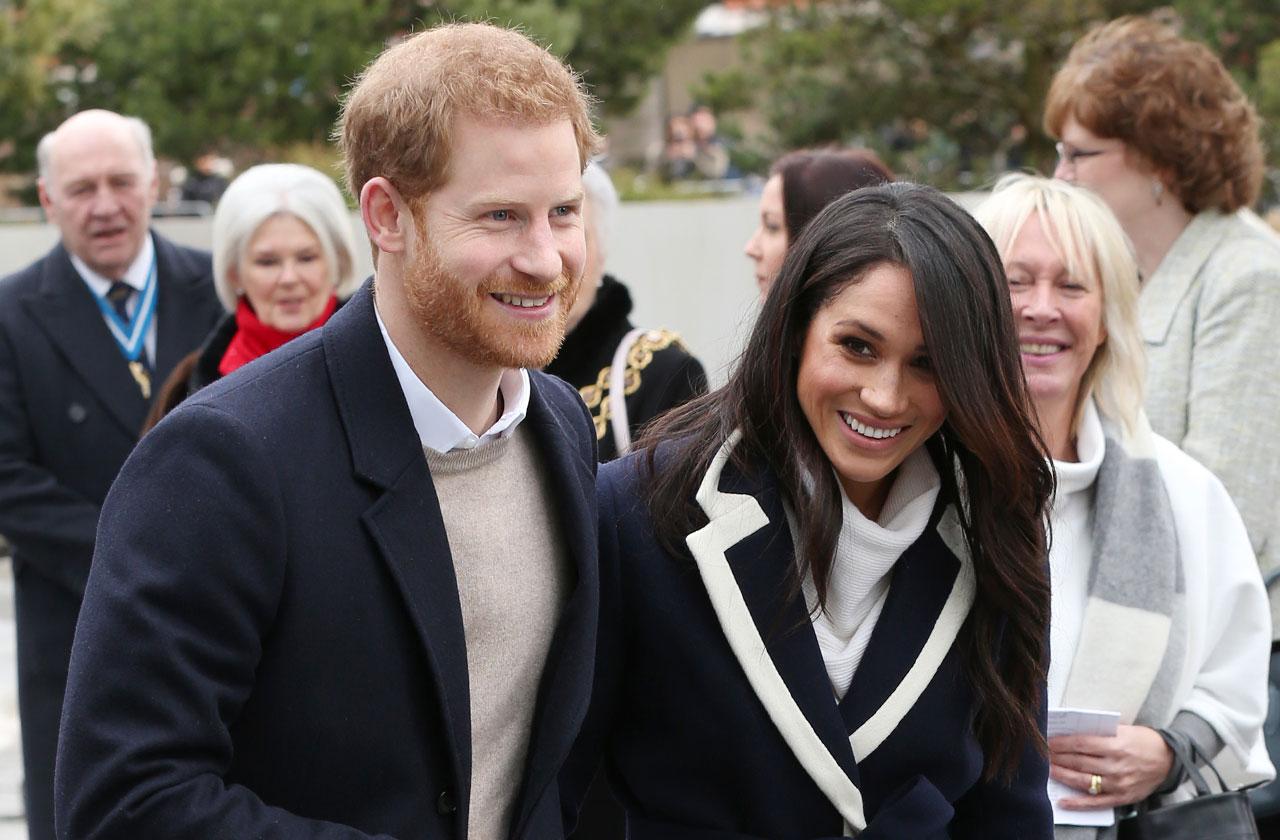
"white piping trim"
849,507,975,760
687,431,867,834
686,432,977,835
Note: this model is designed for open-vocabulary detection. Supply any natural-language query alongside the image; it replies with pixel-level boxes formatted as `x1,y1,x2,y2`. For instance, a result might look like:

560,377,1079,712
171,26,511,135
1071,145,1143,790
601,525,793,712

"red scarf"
218,294,338,376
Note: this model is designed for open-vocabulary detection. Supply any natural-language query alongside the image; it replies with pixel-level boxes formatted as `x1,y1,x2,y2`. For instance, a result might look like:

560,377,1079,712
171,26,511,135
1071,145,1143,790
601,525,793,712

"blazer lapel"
22,243,148,435
1140,211,1230,345
152,233,218,384
727,476,859,782
685,432,867,833
324,282,473,820
509,374,599,838
838,505,974,763
361,470,473,820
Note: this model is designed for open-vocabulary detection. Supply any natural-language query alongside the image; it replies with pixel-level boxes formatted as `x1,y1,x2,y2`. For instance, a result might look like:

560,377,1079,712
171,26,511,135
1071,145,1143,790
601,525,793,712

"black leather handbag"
1116,729,1259,840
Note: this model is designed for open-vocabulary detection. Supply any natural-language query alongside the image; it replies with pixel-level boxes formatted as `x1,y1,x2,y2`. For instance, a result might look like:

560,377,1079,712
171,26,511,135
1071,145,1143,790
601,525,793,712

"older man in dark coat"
0,109,221,840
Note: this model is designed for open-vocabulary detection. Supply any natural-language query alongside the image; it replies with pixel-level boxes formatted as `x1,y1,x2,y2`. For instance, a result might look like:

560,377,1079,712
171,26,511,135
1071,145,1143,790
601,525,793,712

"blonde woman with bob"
977,174,1273,838
143,163,359,431
1045,15,1280,627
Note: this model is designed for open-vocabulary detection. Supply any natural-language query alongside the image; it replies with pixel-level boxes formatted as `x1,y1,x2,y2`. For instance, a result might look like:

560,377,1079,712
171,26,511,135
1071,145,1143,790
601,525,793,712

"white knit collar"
837,446,941,554
794,447,942,533
1053,396,1104,498
804,448,941,628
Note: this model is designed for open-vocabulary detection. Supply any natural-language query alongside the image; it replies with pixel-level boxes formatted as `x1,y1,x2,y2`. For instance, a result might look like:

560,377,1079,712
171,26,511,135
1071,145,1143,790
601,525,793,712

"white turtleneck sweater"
803,447,942,699
1045,398,1105,709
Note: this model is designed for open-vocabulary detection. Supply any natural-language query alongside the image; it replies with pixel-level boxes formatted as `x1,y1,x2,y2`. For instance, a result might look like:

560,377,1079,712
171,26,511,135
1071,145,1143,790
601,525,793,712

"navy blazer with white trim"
563,442,1052,839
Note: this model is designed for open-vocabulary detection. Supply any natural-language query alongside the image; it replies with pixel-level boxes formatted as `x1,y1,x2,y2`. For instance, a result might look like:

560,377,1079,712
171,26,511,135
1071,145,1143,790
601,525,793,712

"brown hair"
1044,15,1264,214
338,22,600,204
641,183,1053,779
772,148,894,242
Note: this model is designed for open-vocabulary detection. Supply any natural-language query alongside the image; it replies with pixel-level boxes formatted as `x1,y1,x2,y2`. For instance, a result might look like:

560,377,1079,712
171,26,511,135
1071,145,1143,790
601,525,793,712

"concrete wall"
0,197,766,387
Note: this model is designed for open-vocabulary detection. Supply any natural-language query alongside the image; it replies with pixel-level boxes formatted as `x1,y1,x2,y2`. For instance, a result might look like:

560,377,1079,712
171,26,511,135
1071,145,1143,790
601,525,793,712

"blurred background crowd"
1,0,1278,213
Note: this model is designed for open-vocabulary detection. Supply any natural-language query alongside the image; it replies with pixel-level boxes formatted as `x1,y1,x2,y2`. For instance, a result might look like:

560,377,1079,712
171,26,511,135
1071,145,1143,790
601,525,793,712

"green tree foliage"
65,0,397,165
2,0,705,176
1258,39,1280,189
419,0,707,116
418,0,583,60
710,0,1280,188
562,0,709,116
0,0,104,170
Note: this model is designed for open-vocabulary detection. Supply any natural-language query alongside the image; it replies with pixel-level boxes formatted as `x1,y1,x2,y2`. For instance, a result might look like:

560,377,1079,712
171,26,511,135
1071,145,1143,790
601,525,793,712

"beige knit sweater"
424,425,570,840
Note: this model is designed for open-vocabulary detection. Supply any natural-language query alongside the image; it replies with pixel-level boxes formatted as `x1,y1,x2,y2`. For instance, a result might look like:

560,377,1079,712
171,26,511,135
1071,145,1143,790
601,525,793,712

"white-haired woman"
144,163,358,431
977,174,1273,839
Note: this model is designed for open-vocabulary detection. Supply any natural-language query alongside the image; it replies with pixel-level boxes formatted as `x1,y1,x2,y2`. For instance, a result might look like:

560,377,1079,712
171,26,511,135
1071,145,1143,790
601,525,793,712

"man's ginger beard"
403,215,581,370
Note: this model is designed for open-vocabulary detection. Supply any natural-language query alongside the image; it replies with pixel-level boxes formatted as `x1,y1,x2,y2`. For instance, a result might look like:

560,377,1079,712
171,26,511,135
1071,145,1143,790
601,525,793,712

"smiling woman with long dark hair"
563,183,1055,838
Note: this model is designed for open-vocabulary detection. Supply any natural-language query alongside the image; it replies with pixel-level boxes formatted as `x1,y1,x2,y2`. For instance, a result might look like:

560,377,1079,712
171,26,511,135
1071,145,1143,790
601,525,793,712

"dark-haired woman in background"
564,183,1054,838
1045,16,1280,622
745,148,893,300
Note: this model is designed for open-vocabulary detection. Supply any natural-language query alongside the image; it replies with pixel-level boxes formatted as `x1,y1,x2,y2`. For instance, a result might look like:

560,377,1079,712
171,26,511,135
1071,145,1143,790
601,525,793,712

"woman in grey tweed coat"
1044,15,1280,633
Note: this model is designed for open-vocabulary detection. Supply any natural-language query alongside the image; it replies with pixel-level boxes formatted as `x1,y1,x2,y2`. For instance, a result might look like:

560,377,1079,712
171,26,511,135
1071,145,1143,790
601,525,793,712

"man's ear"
37,179,53,217
360,177,413,256
146,161,161,204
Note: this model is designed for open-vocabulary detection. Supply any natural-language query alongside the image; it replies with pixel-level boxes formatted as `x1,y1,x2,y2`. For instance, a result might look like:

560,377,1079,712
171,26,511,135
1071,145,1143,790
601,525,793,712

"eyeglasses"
1055,142,1112,167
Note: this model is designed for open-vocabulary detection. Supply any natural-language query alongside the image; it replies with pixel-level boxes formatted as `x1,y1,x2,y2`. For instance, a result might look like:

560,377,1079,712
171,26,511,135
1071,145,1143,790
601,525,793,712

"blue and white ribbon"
93,254,157,363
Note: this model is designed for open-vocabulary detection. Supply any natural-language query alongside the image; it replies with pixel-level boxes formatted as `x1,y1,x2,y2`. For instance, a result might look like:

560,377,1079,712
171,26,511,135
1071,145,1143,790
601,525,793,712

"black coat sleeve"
657,354,708,416
0,313,99,593
628,350,708,443
55,403,397,840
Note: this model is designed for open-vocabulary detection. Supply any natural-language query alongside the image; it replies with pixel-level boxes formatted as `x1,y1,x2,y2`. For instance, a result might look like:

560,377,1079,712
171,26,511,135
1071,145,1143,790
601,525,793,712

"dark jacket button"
68,403,87,423
436,789,457,816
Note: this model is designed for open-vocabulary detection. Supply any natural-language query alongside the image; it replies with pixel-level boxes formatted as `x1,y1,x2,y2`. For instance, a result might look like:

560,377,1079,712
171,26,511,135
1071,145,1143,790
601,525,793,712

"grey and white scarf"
1054,408,1184,840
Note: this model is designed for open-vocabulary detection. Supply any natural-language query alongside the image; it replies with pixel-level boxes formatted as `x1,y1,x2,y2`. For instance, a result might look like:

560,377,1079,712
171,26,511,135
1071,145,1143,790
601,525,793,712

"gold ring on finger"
1088,774,1103,796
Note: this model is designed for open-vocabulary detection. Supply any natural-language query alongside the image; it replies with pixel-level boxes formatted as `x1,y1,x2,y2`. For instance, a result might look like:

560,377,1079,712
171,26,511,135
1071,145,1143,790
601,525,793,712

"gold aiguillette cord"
129,360,151,400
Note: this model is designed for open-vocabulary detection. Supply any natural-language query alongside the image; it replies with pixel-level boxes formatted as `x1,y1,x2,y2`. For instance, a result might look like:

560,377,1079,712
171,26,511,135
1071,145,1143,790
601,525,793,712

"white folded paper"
1047,707,1121,827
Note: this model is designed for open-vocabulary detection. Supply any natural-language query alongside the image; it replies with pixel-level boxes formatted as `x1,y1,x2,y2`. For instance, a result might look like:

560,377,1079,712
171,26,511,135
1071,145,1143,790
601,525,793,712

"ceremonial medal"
93,250,158,401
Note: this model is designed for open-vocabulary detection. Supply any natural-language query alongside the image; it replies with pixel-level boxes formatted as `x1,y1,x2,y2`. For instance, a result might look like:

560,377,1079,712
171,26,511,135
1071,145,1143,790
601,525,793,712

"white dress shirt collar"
70,232,156,296
374,302,530,453
70,233,158,365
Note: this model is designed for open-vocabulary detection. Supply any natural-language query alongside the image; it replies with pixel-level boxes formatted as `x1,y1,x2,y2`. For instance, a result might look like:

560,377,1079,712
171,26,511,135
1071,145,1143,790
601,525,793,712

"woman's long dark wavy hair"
637,182,1053,780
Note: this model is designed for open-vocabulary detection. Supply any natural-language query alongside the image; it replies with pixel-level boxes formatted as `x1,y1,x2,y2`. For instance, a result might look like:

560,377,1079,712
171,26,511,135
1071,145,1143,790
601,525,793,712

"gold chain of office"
578,329,687,441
